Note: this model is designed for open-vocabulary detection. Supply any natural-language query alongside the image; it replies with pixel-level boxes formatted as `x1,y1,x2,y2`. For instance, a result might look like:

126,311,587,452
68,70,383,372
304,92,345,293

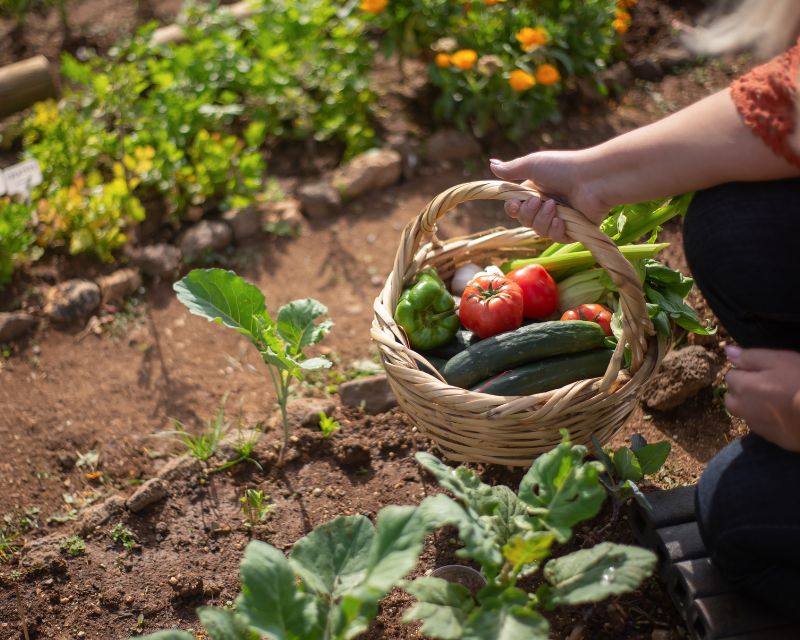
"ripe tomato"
505,264,558,319
459,275,524,338
560,303,613,336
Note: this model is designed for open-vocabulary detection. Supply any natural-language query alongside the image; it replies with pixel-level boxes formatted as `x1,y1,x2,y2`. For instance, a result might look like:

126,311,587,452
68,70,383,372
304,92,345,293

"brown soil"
0,0,756,638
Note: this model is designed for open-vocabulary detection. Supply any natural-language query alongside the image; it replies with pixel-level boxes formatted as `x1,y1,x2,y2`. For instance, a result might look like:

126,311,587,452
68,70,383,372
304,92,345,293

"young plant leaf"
197,607,258,640
277,298,333,355
300,356,332,371
236,540,322,639
612,447,644,483
415,453,498,517
629,434,647,453
461,587,549,640
403,577,474,640
591,435,614,473
518,437,605,542
633,441,671,476
539,542,656,607
502,532,554,574
174,268,269,343
289,515,373,597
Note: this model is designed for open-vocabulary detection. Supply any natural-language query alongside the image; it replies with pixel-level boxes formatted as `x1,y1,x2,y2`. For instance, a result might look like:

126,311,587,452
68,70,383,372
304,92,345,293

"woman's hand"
490,150,610,243
725,346,800,452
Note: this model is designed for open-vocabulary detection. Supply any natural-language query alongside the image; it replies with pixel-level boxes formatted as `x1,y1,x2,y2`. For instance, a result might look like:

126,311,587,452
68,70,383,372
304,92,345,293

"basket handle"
391,180,653,390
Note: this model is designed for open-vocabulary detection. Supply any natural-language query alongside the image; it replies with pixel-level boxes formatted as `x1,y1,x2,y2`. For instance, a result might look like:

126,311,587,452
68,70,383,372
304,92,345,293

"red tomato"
560,303,613,336
459,275,524,338
505,264,558,319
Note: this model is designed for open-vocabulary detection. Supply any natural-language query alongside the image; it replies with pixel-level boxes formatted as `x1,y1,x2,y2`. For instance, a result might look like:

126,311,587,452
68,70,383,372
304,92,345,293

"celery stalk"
501,242,669,276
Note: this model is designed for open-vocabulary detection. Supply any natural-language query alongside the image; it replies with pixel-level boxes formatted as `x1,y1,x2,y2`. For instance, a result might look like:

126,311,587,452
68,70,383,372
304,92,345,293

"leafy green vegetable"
174,268,332,458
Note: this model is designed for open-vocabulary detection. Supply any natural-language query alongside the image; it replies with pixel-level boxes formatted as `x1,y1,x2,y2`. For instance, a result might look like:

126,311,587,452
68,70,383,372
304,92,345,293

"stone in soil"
169,574,204,600
339,374,397,414
21,535,67,575
222,206,262,242
44,279,100,324
424,129,481,163
78,495,125,537
0,311,37,341
96,268,141,304
126,478,168,513
287,397,337,429
296,180,341,219
332,148,403,201
127,243,181,278
642,346,717,411
261,198,307,235
180,220,233,260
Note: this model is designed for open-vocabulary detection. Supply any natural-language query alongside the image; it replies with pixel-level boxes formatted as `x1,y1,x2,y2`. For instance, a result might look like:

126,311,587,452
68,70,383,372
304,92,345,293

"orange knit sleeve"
730,39,800,168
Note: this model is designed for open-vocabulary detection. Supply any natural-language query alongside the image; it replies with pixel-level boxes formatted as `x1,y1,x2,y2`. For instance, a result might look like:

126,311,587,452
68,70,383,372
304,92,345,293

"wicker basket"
371,180,668,466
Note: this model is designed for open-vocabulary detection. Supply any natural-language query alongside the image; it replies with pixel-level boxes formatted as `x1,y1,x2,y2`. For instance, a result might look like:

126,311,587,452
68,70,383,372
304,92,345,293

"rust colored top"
730,38,800,167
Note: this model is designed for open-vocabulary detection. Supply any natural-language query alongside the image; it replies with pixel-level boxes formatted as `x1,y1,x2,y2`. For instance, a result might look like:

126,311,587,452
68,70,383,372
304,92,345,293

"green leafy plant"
318,410,341,438
164,402,229,464
592,434,671,518
110,523,137,553
405,434,657,639
0,198,38,290
0,530,17,562
61,534,86,557
174,268,333,460
240,489,270,529
137,503,435,640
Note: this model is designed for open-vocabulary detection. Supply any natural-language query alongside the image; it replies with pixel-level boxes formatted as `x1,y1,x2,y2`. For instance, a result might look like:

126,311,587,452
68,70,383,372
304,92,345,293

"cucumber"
418,355,448,377
441,320,606,389
470,348,614,396
422,329,480,359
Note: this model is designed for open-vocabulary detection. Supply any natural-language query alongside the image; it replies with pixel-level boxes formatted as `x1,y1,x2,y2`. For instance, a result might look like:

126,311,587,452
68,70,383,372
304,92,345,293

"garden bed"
0,0,755,638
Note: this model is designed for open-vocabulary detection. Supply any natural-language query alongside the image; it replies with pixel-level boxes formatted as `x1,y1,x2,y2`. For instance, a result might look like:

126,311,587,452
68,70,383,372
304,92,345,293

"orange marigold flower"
515,26,550,52
360,0,387,14
435,53,451,68
535,63,560,86
615,8,631,21
483,0,505,5
613,17,629,33
451,49,478,70
509,69,535,92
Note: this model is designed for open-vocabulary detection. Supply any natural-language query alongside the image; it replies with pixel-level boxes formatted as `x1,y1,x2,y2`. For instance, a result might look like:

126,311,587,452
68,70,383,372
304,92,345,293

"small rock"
127,243,181,278
21,535,67,574
126,478,168,513
97,268,141,304
261,198,307,235
332,148,403,201
287,397,337,429
642,346,716,411
209,522,232,537
156,455,200,481
333,436,372,469
222,206,262,242
296,180,341,219
44,280,100,324
339,374,396,414
312,487,323,497
154,520,169,535
0,312,38,342
180,220,233,260
424,129,481,163
169,574,204,600
629,55,663,82
78,495,125,537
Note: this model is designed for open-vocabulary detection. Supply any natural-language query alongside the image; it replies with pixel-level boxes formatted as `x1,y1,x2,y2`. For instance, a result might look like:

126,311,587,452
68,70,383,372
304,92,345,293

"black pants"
683,178,800,618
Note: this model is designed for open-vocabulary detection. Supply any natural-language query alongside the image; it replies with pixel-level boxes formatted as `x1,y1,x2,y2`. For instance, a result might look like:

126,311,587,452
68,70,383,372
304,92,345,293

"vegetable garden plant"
139,433,657,639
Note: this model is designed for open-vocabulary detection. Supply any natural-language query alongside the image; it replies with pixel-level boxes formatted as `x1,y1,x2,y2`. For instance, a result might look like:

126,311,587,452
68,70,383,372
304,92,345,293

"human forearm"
581,89,800,209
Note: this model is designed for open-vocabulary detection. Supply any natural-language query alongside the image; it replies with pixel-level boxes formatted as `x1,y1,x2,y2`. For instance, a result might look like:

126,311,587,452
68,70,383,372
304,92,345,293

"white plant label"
4,160,43,197
0,170,6,196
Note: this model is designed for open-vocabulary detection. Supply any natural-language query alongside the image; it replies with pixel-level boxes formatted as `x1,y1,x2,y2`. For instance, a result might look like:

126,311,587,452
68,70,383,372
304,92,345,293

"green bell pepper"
394,267,460,351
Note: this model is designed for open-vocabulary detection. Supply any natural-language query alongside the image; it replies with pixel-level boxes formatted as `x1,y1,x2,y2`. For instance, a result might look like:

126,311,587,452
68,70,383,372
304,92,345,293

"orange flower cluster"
508,64,560,92
613,0,634,33
449,49,478,70
515,26,550,52
483,0,505,5
509,69,535,92
535,63,560,86
360,0,387,14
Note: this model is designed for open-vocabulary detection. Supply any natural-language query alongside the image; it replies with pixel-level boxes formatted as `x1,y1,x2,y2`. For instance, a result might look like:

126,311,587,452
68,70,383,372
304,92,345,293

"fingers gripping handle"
390,180,653,388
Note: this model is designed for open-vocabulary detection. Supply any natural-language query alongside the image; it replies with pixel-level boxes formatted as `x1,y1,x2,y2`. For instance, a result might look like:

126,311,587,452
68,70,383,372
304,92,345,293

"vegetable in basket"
394,267,460,350
458,273,523,338
505,263,558,319
561,303,613,336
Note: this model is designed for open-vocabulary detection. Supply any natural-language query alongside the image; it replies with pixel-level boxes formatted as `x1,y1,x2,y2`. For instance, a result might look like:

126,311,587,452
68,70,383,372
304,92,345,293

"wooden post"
151,0,255,45
0,55,57,119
